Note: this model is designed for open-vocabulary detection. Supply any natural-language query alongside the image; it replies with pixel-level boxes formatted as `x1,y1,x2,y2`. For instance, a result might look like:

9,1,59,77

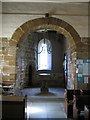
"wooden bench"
64,89,90,119
2,95,27,119
85,105,90,120
75,95,90,119
64,89,81,118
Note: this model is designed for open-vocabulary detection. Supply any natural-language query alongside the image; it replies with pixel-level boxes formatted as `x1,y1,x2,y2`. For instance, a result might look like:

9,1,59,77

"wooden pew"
66,90,74,118
75,95,90,120
64,89,81,118
85,105,90,120
2,95,27,120
64,89,90,119
82,90,90,95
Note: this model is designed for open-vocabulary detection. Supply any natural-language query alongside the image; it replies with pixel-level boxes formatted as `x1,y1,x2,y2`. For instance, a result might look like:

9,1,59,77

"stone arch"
11,17,81,49
10,17,81,91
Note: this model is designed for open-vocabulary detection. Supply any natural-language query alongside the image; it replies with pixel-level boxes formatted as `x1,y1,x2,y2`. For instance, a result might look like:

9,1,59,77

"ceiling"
2,0,89,38
2,0,90,2
2,2,88,16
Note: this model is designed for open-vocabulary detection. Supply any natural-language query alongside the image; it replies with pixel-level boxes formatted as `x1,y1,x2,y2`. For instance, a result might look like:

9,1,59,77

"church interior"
0,0,90,119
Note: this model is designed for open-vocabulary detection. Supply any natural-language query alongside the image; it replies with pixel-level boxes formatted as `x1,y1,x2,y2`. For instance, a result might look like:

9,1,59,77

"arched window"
38,39,52,70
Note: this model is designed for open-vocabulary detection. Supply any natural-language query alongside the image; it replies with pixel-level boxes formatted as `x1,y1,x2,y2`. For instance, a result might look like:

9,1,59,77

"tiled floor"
22,88,67,119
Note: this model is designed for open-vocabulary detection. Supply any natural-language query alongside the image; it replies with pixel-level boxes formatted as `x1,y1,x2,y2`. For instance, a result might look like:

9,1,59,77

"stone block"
4,56,16,61
9,60,16,66
0,55,3,61
2,66,10,74
77,52,88,59
26,21,34,31
2,75,9,81
2,47,8,55
1,60,9,66
9,74,15,80
2,38,9,47
0,45,2,51
9,40,17,46
2,80,14,86
3,66,15,74
0,73,2,84
0,39,2,49
20,25,29,33
12,28,24,42
77,42,88,52
0,50,2,54
60,20,68,29
8,47,16,56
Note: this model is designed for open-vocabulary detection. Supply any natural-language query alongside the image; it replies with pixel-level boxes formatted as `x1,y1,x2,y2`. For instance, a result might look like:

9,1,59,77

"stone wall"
1,17,89,95
76,37,90,89
15,31,66,89
1,37,89,92
66,37,90,90
1,38,16,86
77,37,89,59
65,37,77,89
16,33,35,89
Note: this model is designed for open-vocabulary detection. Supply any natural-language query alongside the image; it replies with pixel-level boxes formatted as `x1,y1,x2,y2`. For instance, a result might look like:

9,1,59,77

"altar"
39,73,51,93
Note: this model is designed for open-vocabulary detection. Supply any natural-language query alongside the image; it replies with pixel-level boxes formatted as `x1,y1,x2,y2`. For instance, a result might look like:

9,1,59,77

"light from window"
38,39,52,70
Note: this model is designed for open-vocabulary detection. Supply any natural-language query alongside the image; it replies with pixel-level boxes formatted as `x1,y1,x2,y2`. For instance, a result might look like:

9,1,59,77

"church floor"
21,88,69,119
26,100,67,119
21,87,65,99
